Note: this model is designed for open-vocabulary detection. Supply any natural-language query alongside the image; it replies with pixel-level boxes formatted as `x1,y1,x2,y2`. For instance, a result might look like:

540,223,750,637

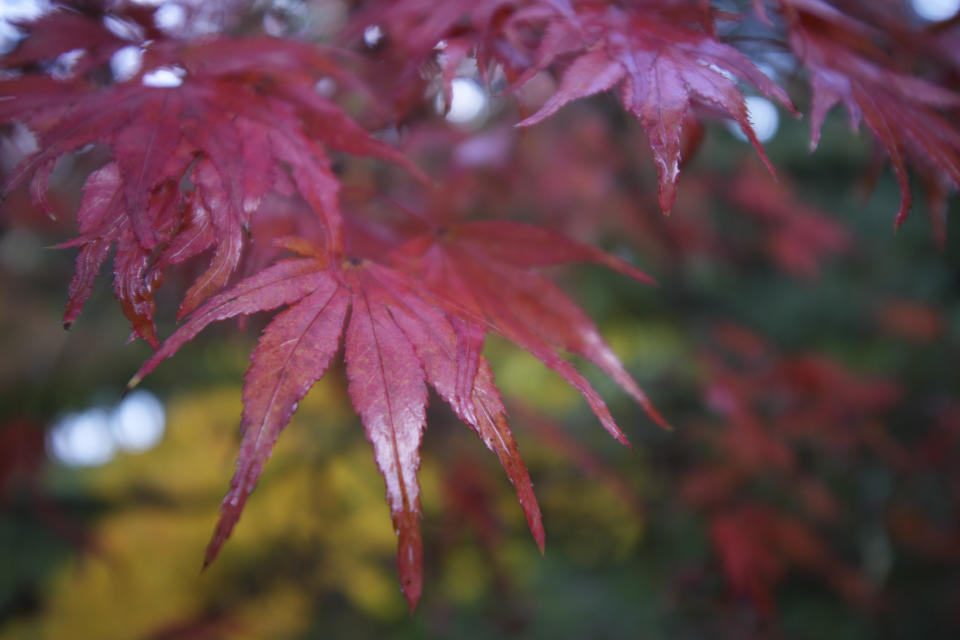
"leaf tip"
405,591,420,615
514,111,547,129
527,502,546,554
203,533,227,572
657,179,679,217
400,566,423,613
143,331,161,350
125,374,143,395
611,425,632,448
894,206,909,230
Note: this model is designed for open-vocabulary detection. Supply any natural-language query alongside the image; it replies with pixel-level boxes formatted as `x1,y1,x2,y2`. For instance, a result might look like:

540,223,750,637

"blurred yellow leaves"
484,336,579,415
539,481,643,565
439,546,490,604
3,372,413,639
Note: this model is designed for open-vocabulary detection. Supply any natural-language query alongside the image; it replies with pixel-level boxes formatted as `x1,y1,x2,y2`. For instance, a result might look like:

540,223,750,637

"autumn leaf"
512,4,795,213
391,221,669,433
710,506,871,613
124,208,663,609
1,13,421,344
127,249,546,611
724,161,850,278
781,1,960,227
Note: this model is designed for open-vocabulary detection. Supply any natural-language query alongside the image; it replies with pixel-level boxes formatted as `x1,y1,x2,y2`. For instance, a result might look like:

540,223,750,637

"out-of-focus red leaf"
686,324,910,614
887,506,960,562
711,506,872,614
0,418,45,496
877,299,944,343
0,418,93,553
727,162,850,278
783,2,960,227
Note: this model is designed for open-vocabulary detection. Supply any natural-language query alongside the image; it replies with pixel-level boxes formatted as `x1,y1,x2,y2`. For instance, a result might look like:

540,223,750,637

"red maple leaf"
125,251,531,611
512,3,795,213
725,161,850,278
3,8,666,609
391,220,669,433
1,11,421,346
781,0,960,228
710,505,871,614
126,218,661,609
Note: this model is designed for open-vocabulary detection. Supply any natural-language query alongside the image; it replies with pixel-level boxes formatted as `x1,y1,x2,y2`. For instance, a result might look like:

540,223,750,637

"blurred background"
2,1,960,638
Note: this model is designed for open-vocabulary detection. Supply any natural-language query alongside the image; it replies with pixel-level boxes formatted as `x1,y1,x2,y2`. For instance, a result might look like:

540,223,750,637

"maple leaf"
1,12,422,345
349,1,794,214
781,1,960,227
710,505,871,614
127,249,546,611
391,220,669,433
686,325,901,614
725,161,850,278
512,4,795,213
125,216,661,610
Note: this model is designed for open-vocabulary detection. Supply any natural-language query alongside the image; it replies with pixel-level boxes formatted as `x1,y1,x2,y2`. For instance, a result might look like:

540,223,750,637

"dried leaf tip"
124,374,143,395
